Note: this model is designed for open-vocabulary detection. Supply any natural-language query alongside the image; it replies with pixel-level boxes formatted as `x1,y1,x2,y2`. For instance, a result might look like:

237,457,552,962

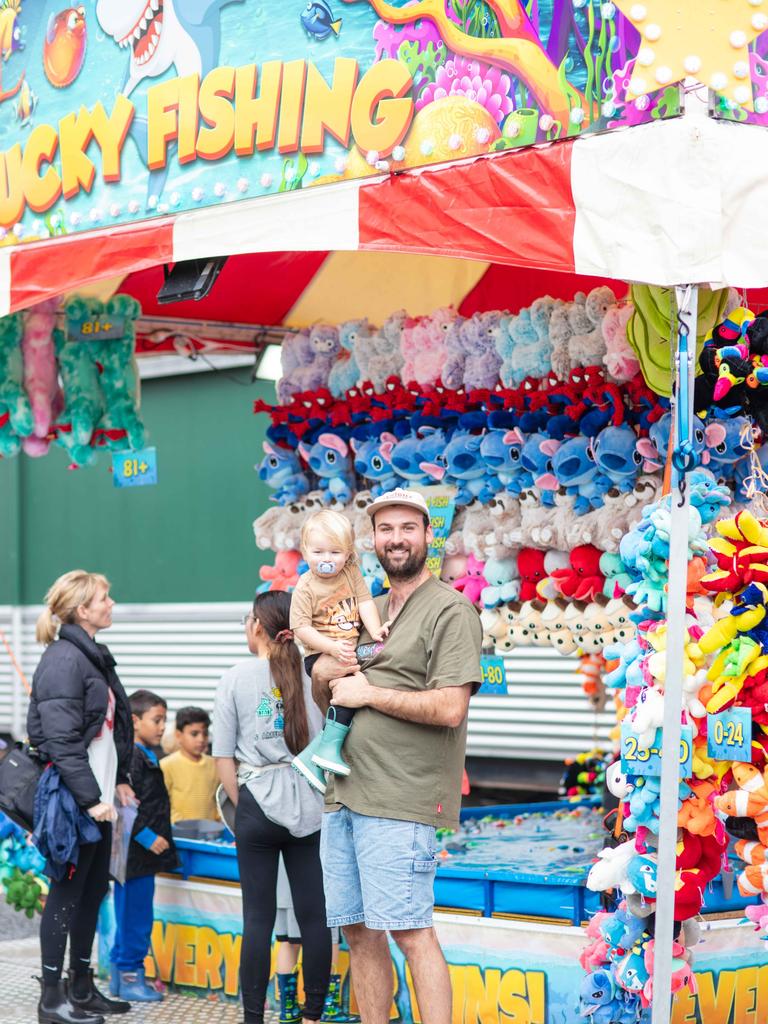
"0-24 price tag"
707,707,752,763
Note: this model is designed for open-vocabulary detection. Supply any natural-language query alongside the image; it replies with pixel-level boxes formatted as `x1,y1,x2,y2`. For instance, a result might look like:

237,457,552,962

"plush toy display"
21,299,63,457
0,312,33,457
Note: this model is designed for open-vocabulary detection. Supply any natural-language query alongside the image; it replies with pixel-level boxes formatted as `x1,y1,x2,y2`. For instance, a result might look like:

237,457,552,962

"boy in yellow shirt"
160,707,219,823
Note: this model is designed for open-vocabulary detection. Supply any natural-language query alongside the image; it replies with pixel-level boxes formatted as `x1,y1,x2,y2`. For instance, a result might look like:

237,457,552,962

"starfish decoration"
614,1,768,111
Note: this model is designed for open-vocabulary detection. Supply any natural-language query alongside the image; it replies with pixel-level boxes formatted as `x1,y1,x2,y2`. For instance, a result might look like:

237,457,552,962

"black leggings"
40,823,111,983
235,787,331,1023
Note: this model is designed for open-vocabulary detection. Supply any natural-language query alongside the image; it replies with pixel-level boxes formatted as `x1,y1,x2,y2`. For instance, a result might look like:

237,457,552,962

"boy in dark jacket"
110,690,178,1002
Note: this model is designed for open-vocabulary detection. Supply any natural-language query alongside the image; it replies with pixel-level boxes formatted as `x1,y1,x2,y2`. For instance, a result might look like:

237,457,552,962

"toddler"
110,690,177,1003
160,706,219,823
290,509,387,791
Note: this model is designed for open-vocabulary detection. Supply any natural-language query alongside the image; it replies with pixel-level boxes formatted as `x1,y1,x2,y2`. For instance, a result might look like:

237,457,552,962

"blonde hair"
300,509,356,565
36,570,111,645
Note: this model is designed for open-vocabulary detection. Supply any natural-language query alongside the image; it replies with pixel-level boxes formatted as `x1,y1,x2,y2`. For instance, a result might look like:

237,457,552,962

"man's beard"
378,541,428,581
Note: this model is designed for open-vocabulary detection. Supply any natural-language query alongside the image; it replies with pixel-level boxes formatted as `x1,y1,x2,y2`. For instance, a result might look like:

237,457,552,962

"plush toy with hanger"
351,431,400,496
356,310,406,393
401,307,456,388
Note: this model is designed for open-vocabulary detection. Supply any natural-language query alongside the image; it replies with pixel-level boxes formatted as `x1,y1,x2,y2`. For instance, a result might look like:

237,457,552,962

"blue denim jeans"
320,807,437,930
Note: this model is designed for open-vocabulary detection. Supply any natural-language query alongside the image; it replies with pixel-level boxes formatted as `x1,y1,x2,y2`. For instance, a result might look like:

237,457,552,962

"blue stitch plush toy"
351,431,400,496
390,428,447,487
591,425,643,493
703,413,753,481
520,433,560,505
552,436,611,514
298,432,355,504
442,431,498,504
257,441,310,505
328,318,371,397
480,426,526,491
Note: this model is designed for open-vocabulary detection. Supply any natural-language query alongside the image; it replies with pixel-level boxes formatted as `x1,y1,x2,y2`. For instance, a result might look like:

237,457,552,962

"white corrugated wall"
0,604,613,758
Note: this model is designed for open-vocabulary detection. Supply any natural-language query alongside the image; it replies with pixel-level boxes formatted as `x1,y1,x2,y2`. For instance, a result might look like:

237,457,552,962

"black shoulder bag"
0,744,44,832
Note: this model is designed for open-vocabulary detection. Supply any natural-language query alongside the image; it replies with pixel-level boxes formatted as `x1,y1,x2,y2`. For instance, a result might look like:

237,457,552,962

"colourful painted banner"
0,1,682,245
97,877,768,1022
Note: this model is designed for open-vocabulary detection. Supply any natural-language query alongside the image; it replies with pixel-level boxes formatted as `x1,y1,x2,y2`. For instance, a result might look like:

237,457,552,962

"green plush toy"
89,294,145,451
0,312,34,457
55,294,145,465
626,285,734,396
3,867,43,918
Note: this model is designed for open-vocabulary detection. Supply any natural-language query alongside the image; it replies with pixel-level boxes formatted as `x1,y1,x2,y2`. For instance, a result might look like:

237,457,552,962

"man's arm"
329,672,471,729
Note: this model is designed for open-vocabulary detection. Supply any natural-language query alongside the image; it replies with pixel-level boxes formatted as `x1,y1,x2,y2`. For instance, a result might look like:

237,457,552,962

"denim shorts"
320,807,437,931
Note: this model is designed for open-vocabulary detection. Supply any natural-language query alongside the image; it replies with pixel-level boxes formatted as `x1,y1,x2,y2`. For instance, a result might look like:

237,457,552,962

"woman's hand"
115,783,137,807
149,836,170,855
87,802,117,822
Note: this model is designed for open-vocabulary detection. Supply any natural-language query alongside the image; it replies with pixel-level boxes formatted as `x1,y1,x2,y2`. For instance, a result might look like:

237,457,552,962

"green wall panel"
0,368,277,605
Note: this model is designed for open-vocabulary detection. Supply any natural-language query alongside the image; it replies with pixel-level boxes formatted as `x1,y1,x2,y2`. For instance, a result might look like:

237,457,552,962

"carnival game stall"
6,2,768,1023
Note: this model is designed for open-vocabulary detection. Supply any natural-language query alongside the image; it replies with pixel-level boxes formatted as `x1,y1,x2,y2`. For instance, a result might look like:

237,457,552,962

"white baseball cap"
366,488,430,520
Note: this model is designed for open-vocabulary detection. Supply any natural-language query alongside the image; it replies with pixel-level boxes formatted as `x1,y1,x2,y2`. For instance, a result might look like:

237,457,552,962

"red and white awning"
4,115,768,317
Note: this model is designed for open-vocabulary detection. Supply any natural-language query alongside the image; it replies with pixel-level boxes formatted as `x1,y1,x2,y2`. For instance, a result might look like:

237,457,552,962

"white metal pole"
651,284,698,1024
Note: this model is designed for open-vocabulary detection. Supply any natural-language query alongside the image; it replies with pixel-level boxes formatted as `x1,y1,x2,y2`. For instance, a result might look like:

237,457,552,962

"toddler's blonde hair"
300,510,357,565
36,570,111,645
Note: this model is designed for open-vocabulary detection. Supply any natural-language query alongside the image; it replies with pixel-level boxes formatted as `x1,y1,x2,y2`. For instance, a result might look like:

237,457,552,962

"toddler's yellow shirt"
160,750,219,823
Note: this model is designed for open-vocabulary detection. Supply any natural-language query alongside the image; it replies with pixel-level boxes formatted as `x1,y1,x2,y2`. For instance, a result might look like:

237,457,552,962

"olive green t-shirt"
325,575,482,830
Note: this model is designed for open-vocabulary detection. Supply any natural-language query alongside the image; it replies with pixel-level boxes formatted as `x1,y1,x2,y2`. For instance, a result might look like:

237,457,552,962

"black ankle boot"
67,969,131,1015
36,977,105,1024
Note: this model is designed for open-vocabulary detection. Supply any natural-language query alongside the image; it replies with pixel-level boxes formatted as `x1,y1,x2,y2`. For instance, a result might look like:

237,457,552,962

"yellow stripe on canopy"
283,250,489,328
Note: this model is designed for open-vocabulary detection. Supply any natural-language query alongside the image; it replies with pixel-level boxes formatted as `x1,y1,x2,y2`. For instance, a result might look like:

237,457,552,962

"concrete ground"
0,895,279,1024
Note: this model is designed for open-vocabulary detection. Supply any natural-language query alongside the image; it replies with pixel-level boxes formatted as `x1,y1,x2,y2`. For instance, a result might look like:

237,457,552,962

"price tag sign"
113,447,158,489
620,724,693,778
707,707,752,763
479,655,507,695
68,317,126,341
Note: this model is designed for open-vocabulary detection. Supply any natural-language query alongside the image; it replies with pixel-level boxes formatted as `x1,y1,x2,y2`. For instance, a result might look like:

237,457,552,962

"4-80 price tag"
707,708,752,763
479,655,507,695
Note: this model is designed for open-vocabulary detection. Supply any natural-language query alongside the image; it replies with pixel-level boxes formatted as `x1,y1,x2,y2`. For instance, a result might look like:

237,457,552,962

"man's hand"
149,836,170,855
116,783,137,807
330,671,374,709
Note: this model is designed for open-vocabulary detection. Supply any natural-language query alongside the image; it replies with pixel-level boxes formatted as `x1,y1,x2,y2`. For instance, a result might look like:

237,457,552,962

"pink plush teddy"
452,554,488,605
259,550,302,591
602,301,639,384
21,298,63,457
401,307,457,388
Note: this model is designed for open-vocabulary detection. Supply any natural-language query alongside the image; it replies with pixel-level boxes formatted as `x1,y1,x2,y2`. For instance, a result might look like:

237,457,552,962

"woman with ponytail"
213,590,331,1024
27,570,134,1023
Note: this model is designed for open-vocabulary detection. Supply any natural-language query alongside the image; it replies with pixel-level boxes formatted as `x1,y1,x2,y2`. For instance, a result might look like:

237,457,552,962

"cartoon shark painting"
96,0,241,97
96,0,242,203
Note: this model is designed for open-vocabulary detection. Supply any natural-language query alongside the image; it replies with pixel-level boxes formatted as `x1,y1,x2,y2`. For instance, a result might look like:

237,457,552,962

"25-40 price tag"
620,724,693,778
479,655,507,695
707,708,752,763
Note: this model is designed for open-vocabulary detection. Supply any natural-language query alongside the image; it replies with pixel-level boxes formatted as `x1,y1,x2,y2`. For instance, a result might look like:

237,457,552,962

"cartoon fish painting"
15,78,36,125
300,0,341,41
0,0,23,62
43,5,86,88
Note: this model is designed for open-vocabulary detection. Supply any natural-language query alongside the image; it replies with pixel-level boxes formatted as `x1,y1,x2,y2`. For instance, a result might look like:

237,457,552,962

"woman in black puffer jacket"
27,570,134,1024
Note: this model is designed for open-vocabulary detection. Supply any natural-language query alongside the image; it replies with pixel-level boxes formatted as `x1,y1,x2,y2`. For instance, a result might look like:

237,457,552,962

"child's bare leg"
311,654,353,715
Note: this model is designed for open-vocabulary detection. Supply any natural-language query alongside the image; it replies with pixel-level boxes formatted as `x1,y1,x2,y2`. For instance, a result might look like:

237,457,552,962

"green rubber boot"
278,971,302,1024
321,973,360,1022
292,732,327,794
310,709,351,777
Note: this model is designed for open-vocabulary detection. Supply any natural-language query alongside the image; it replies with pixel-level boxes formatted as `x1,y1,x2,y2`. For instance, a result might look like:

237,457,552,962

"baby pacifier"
317,561,337,575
